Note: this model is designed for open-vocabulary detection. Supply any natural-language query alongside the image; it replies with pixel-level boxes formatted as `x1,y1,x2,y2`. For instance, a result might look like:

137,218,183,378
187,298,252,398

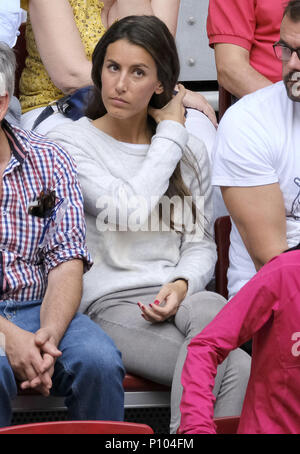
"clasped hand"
6,326,62,396
138,280,188,323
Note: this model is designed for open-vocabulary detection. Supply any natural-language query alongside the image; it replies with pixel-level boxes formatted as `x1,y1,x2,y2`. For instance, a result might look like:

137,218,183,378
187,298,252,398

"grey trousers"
88,287,251,433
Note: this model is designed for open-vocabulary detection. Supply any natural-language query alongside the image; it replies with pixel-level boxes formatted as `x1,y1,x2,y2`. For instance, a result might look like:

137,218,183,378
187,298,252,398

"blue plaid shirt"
0,120,92,302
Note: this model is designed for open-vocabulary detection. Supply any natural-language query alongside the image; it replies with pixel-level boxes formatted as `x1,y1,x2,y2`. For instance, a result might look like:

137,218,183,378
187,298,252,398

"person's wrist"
38,326,60,347
173,279,188,298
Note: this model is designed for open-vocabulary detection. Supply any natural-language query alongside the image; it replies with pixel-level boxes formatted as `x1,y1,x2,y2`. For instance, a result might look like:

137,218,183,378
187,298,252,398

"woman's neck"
93,113,153,144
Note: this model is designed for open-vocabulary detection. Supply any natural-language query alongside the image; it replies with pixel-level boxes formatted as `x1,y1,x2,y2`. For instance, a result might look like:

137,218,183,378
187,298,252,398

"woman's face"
100,39,164,120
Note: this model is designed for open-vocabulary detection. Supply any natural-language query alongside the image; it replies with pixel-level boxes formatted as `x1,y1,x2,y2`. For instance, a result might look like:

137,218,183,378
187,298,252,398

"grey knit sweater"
48,118,217,313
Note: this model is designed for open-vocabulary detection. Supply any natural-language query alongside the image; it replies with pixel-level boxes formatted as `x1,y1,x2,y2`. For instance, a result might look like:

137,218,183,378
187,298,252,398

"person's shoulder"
48,116,92,138
12,123,64,154
220,82,286,128
240,81,285,107
13,124,77,170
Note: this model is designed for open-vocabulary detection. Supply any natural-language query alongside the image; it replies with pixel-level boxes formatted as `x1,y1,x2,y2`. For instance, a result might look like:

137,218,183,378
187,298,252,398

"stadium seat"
0,420,154,434
214,416,240,434
214,216,231,299
218,86,232,120
15,373,170,408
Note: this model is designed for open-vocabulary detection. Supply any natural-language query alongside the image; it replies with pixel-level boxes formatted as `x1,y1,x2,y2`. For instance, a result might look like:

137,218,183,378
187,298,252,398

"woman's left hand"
138,279,188,323
182,88,218,128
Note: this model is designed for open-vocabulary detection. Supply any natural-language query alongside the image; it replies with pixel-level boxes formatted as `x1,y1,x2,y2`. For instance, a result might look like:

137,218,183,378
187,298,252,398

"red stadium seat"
214,416,240,434
0,420,154,434
17,373,169,395
218,86,232,120
214,216,231,299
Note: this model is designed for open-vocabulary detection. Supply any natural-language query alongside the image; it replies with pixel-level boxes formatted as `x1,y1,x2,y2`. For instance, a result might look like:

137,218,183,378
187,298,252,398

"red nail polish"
149,304,153,308
154,300,160,305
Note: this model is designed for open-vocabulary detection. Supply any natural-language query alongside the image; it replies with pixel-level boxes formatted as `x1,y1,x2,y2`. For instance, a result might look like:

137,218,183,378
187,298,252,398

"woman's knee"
229,347,251,378
184,291,227,325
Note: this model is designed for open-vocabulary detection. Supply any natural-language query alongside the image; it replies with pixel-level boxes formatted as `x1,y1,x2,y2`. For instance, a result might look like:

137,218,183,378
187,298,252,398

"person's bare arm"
106,0,180,35
215,43,273,98
38,259,84,347
222,184,288,271
28,0,93,94
29,0,180,95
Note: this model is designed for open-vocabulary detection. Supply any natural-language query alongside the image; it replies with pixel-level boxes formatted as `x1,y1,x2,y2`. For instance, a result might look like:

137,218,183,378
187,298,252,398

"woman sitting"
48,15,250,434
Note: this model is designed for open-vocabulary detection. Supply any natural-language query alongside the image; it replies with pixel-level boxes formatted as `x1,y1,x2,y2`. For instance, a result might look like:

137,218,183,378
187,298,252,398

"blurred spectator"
19,0,216,134
0,0,26,124
207,0,284,98
211,0,300,298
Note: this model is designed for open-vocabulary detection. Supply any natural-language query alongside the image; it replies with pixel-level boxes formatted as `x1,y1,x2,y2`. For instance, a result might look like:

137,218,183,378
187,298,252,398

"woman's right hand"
148,84,186,125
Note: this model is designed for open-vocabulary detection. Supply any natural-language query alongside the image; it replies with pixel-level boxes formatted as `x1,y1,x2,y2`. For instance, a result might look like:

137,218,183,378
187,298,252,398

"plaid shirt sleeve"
42,142,93,275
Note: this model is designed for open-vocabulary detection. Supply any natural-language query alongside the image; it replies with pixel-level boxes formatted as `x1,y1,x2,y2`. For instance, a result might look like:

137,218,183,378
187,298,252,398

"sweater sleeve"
179,254,285,434
48,120,188,229
166,135,217,294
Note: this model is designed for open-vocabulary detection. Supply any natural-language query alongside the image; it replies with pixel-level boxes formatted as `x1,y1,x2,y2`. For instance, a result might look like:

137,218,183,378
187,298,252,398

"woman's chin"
107,110,139,122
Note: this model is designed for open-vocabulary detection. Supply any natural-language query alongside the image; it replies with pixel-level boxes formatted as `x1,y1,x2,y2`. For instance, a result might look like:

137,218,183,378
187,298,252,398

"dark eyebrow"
278,39,298,49
106,59,119,64
106,58,150,69
278,39,289,46
131,63,150,69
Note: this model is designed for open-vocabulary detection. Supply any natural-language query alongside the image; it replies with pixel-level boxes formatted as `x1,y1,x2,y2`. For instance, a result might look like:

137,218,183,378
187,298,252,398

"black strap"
32,105,55,131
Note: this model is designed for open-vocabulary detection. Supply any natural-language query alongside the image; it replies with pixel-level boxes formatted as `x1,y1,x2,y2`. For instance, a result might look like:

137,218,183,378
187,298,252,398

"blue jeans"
0,300,125,427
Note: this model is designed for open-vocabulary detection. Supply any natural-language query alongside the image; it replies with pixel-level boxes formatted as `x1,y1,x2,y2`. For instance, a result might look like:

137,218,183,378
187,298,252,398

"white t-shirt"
0,0,26,48
212,81,300,298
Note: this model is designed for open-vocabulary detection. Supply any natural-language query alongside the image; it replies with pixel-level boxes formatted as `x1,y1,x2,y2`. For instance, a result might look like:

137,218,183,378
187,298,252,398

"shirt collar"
2,119,28,164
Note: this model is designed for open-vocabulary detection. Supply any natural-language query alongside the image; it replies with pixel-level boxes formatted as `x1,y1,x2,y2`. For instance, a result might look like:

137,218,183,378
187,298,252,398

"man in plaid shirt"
0,43,124,426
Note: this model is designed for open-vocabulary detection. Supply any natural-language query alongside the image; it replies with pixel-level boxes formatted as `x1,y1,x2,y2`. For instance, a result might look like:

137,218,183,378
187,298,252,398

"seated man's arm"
215,43,273,98
39,259,84,347
222,184,288,271
18,260,84,393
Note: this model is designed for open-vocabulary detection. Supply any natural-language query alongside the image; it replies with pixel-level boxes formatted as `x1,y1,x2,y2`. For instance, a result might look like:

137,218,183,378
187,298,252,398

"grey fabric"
5,96,21,126
88,287,251,433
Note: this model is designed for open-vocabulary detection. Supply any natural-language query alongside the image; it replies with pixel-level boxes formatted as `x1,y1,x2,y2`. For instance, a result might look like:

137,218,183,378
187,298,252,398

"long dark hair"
87,15,205,235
